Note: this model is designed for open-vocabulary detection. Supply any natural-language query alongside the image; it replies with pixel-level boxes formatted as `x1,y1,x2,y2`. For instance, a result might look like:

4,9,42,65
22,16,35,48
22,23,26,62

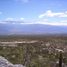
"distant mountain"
0,21,67,35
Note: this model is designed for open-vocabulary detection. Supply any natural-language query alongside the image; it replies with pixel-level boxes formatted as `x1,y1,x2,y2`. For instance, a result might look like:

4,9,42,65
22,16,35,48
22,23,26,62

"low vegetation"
0,35,67,67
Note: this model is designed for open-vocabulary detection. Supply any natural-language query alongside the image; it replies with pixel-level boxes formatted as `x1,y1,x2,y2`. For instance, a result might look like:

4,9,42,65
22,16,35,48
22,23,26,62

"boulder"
0,56,25,67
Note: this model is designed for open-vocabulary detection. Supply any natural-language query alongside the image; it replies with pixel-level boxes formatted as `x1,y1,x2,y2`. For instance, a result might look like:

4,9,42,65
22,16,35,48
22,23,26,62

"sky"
0,0,67,26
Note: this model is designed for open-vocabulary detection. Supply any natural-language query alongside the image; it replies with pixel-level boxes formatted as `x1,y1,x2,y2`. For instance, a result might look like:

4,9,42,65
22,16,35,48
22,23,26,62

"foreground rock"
0,56,25,67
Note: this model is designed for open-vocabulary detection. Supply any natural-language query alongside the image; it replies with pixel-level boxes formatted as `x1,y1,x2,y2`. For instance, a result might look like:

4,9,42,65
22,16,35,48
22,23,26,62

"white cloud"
20,19,67,26
20,18,24,20
1,19,67,26
5,17,24,21
0,17,25,24
39,10,67,18
61,20,67,23
35,21,67,26
0,12,2,15
1,17,67,26
6,18,14,21
0,21,8,24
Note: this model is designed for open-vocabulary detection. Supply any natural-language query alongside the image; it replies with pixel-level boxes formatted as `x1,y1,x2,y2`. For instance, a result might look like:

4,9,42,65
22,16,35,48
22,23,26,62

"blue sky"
0,0,67,26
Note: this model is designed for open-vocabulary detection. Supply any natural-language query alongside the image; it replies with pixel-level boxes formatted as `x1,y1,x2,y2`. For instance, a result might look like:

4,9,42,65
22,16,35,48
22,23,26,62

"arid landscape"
0,0,67,67
0,35,67,67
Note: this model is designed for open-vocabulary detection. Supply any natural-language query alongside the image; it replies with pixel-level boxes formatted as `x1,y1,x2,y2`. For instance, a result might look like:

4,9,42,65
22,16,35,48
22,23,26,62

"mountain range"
0,21,67,35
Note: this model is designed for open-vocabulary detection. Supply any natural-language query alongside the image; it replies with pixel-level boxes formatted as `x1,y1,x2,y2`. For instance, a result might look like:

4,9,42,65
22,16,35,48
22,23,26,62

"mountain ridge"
0,22,67,35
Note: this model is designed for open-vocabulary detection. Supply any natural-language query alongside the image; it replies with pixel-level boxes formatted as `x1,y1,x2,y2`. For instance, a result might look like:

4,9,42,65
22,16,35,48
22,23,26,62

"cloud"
6,18,14,21
0,17,25,24
0,12,2,15
1,19,67,26
1,17,67,26
20,18,24,20
35,21,67,26
19,19,67,26
61,20,67,23
5,17,24,21
15,0,30,3
0,21,8,24
39,10,67,18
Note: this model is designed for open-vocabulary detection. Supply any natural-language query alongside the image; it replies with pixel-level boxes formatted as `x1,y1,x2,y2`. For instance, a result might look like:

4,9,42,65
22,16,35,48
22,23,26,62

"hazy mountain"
0,21,67,35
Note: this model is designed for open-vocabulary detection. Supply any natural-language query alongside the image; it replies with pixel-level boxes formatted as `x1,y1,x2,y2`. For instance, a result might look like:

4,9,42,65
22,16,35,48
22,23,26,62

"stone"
0,56,25,67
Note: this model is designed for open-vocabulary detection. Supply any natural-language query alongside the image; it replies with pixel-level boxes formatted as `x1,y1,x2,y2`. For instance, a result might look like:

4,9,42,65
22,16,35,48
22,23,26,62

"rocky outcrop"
0,56,25,67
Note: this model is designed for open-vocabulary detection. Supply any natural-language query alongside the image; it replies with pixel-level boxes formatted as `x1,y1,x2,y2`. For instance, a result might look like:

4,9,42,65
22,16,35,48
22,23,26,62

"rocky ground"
0,56,25,67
